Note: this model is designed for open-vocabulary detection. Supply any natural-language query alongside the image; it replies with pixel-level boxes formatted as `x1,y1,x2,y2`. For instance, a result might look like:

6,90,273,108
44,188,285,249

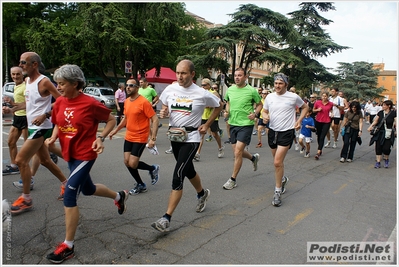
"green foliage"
3,2,200,89
333,61,384,101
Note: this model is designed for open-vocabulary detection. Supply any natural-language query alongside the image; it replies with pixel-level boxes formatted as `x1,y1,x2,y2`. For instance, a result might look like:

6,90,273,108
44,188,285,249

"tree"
189,4,298,84
8,3,203,90
278,2,350,96
333,61,384,101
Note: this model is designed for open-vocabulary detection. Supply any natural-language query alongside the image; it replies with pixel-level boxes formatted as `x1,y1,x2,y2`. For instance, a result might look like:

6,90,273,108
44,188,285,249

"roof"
145,67,176,84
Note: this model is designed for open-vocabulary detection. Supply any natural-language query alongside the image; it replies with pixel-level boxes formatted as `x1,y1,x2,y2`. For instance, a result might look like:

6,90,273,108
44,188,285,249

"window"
382,77,386,81
392,86,396,92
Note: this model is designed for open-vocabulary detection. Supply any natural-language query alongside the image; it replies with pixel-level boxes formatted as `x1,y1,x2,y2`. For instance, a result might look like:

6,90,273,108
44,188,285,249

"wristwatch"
97,136,105,142
151,137,156,141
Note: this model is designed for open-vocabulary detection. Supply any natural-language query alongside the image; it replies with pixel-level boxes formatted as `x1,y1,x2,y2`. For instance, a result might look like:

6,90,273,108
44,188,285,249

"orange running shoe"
10,196,33,214
256,142,262,148
57,184,65,201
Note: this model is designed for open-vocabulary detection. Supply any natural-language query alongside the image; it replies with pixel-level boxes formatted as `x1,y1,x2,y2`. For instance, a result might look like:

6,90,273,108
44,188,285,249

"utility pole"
4,29,9,83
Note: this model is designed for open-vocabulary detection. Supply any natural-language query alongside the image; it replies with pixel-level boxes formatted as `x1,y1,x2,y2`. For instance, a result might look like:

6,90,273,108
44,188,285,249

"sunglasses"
201,84,209,87
212,87,218,89
19,60,28,65
126,84,138,88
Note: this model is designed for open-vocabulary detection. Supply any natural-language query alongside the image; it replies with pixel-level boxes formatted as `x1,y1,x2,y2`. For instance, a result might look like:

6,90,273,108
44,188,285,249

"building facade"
374,63,397,104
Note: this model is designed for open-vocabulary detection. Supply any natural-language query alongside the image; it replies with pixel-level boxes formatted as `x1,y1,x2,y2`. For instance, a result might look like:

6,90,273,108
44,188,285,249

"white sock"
11,163,18,168
64,240,74,248
22,193,31,201
114,193,120,202
275,187,282,193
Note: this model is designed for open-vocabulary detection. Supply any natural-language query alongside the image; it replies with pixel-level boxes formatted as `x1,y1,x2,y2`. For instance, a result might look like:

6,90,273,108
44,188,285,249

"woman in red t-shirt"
44,64,129,264
313,92,333,160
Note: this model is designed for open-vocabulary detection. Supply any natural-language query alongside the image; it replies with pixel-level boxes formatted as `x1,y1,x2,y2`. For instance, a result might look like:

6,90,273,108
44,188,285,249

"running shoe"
151,217,170,232
374,162,381,169
10,196,33,214
324,141,331,148
281,176,289,194
223,178,237,190
115,190,128,215
3,165,20,175
149,165,160,185
261,129,266,136
294,144,299,151
304,152,310,158
300,146,305,154
194,153,200,161
50,152,58,164
219,129,224,138
205,135,213,142
346,159,352,163
252,153,260,171
196,189,210,213
384,159,389,168
13,178,34,190
340,157,345,163
256,143,262,148
252,130,258,135
272,191,282,207
332,141,337,149
165,147,173,154
47,243,74,264
224,138,231,144
129,183,147,195
57,184,65,201
217,146,225,158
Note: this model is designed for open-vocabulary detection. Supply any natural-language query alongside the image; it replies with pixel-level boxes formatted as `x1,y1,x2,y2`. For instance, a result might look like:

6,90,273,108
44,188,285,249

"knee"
234,150,243,159
7,138,16,148
63,191,78,207
274,160,283,169
128,161,138,169
15,156,28,168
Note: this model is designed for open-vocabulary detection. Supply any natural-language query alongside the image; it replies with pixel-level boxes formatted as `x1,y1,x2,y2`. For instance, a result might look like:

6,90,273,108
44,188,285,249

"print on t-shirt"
170,95,193,115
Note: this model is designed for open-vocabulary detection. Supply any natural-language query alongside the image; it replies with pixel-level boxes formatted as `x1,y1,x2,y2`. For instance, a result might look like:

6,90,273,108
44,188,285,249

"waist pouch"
167,126,198,142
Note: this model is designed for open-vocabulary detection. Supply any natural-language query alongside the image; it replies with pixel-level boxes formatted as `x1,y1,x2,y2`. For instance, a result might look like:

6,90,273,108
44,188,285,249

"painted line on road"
277,208,314,234
334,183,348,194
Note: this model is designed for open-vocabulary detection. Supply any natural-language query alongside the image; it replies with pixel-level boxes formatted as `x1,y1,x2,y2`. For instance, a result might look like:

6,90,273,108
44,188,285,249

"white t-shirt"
329,95,344,118
368,105,382,115
159,83,220,142
364,102,373,113
263,91,304,132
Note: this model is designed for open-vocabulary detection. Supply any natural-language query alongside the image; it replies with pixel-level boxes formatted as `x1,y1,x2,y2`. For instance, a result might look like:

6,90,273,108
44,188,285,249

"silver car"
83,87,115,109
2,82,15,107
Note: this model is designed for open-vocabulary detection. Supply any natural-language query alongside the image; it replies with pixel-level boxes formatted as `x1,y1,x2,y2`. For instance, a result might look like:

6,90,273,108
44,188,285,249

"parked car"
2,82,15,107
82,87,115,109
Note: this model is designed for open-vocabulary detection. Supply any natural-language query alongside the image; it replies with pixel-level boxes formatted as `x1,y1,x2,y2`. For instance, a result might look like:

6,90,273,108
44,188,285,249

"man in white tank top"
6,52,67,215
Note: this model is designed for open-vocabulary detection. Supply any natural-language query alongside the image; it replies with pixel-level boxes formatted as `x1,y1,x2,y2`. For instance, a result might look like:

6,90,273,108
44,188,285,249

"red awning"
145,67,176,84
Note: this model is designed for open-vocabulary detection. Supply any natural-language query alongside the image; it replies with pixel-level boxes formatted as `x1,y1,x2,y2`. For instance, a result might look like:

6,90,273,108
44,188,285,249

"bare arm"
92,114,116,154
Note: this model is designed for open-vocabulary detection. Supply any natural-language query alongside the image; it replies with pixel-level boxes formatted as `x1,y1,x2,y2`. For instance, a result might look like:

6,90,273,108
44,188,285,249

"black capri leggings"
170,141,199,190
315,121,331,151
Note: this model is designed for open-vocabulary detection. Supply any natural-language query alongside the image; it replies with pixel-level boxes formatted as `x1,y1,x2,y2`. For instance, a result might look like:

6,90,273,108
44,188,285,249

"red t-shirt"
124,95,155,143
314,100,333,123
52,93,111,162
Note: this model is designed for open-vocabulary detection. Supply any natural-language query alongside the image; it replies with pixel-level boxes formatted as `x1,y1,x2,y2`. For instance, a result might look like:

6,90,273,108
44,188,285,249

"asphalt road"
2,114,397,265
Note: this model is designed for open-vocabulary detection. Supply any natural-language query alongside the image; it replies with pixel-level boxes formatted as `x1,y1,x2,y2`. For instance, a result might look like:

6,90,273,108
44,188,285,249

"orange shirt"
124,95,155,143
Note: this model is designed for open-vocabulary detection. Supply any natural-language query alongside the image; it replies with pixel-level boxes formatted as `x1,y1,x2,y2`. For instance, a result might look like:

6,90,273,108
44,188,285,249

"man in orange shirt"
109,78,160,194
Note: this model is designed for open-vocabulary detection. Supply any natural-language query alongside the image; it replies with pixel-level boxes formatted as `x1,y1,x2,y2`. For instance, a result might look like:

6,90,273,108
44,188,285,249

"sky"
184,1,398,72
